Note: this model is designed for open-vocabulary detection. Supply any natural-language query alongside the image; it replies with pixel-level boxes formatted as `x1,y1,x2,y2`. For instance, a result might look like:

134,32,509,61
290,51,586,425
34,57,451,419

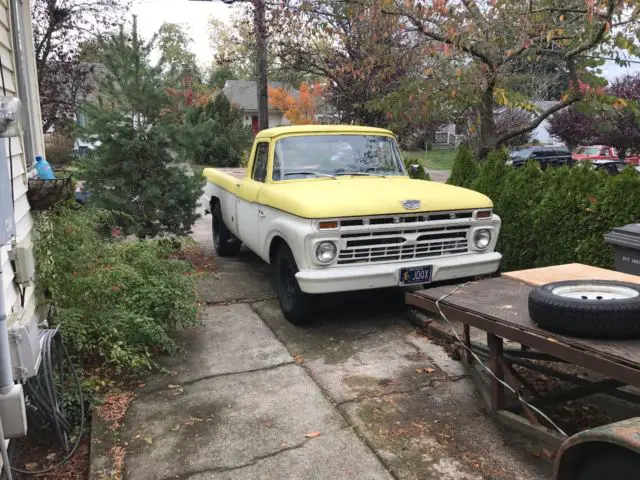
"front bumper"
295,252,502,294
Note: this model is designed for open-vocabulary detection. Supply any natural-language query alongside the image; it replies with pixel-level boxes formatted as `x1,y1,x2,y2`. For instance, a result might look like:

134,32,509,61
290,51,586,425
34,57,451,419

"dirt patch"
10,431,90,480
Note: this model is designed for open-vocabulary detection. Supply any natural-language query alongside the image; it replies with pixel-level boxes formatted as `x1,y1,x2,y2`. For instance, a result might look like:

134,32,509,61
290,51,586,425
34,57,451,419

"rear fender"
554,417,640,479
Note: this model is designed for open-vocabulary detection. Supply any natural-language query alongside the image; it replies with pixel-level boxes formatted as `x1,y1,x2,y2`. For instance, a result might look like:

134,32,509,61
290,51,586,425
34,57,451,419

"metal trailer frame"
405,276,640,478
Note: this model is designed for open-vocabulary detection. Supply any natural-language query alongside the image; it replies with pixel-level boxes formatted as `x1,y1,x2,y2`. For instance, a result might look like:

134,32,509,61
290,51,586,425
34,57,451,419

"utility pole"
194,0,269,131
253,0,269,131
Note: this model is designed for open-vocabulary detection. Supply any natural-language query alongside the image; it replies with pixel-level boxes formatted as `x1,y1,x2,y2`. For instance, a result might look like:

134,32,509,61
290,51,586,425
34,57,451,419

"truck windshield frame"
272,134,406,181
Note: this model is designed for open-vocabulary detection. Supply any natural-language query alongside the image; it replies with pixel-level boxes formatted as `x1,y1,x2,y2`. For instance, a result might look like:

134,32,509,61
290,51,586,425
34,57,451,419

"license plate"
399,265,432,285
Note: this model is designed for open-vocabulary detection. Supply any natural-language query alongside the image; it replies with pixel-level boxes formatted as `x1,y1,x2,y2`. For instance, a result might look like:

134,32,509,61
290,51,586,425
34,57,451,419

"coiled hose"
9,329,85,475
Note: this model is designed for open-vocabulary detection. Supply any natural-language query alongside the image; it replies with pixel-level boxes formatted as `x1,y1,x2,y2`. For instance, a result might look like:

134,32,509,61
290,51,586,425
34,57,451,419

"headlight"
316,241,337,263
474,229,492,250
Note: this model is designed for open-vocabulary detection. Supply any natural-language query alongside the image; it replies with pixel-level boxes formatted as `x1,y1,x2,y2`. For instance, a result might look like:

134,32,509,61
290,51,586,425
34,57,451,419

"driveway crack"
165,441,308,479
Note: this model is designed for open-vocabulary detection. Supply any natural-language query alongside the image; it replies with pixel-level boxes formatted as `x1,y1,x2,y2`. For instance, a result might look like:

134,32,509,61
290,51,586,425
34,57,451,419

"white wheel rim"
551,284,639,300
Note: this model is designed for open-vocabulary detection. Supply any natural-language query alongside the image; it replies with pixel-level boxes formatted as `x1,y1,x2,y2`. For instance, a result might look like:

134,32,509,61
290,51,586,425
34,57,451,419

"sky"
132,0,640,81
132,0,233,67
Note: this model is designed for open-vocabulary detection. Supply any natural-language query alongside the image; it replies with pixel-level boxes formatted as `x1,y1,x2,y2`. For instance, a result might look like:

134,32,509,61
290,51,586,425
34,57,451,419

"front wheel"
275,245,313,325
212,202,241,257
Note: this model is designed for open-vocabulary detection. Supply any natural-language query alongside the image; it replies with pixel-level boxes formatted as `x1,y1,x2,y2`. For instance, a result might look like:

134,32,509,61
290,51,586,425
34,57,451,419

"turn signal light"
476,210,492,219
318,220,339,229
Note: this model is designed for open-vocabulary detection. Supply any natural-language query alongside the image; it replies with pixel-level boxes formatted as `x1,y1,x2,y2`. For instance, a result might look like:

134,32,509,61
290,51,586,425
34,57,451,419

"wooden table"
406,265,640,445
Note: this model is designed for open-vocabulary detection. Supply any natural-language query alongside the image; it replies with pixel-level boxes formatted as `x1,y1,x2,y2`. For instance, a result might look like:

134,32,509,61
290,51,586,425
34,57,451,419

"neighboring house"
433,123,462,148
221,80,294,134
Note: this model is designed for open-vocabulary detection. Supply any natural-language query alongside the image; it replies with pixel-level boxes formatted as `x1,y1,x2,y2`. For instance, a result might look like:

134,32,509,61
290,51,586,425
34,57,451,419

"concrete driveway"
119,216,551,480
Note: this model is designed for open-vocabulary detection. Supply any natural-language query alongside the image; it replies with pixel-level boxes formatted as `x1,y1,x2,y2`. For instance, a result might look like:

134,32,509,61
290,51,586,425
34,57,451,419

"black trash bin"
604,223,640,275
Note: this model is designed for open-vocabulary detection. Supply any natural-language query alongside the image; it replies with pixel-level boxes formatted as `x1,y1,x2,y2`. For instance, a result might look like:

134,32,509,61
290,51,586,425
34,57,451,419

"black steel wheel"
528,280,640,338
275,244,313,325
577,449,640,480
212,202,241,257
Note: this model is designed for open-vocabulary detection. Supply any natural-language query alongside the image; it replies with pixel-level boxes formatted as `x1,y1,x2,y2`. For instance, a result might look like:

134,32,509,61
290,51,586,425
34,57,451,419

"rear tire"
578,450,640,480
275,245,313,325
212,202,241,257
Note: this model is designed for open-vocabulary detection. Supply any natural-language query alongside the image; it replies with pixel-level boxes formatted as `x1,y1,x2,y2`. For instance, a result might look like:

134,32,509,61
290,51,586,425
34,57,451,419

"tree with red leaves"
32,0,129,132
549,74,640,155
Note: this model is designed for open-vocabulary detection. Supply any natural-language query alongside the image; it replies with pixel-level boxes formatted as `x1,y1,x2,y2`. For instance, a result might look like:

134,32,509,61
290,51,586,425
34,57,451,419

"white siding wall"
241,111,291,128
0,0,39,328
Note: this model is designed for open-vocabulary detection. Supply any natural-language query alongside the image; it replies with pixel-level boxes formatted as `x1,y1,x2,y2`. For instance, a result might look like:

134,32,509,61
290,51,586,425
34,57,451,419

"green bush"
450,156,640,271
45,134,75,167
35,205,199,371
404,158,431,180
447,146,478,188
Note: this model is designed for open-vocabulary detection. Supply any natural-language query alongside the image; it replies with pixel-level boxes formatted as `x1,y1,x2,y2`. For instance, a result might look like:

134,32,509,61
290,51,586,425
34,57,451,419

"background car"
507,146,573,169
573,145,640,165
591,160,640,175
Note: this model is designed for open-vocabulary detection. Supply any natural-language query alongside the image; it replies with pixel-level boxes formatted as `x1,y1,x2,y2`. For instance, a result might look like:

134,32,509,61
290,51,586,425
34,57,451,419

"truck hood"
258,176,493,219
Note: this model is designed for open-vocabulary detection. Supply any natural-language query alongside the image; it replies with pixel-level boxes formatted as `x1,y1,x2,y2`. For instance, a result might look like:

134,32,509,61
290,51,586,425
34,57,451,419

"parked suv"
507,146,573,169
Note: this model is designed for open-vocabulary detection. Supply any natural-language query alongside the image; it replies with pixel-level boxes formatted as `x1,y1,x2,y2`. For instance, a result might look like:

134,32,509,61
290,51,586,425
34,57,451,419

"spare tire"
528,280,640,338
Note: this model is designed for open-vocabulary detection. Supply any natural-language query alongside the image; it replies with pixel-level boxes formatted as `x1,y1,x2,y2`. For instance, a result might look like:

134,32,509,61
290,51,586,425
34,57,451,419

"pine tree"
79,17,203,238
185,94,252,167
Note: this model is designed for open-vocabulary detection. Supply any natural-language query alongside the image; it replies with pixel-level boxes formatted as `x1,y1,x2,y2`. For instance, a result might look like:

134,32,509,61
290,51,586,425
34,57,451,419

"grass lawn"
403,148,457,171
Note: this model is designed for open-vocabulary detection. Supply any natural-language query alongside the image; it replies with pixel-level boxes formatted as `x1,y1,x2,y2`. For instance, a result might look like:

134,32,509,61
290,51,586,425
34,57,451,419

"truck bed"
215,168,246,179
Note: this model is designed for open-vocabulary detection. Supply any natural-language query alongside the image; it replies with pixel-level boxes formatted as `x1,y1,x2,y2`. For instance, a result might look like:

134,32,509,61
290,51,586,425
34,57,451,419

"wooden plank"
503,263,640,286
495,410,564,449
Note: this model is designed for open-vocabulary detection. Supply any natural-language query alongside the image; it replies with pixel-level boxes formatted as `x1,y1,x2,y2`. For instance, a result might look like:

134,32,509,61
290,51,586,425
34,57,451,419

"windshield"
272,134,404,180
510,147,535,159
575,146,603,155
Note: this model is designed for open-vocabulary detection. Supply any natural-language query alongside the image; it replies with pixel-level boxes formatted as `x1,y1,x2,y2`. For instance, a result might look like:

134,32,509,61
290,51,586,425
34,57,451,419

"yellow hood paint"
257,176,492,219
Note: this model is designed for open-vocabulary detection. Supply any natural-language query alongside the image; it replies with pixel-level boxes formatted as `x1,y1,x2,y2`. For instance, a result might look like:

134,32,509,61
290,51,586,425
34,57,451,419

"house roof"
255,125,394,139
222,80,299,111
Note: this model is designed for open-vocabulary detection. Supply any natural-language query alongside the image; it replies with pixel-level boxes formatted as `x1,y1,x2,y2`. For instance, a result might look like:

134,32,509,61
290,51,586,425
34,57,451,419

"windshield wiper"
283,171,337,179
335,172,386,178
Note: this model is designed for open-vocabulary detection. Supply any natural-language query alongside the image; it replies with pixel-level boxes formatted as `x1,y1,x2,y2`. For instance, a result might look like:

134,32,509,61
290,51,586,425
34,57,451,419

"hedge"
448,150,640,271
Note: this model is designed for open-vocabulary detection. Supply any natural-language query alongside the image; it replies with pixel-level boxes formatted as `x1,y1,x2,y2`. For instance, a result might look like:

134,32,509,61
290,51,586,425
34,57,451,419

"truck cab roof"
255,125,395,140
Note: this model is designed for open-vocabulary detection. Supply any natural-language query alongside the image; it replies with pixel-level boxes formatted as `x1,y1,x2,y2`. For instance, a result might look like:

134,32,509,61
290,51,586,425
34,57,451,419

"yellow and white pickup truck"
201,125,501,323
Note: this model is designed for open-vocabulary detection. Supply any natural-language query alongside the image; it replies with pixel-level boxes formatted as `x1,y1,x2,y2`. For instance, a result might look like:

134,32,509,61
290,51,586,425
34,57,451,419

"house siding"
0,0,40,331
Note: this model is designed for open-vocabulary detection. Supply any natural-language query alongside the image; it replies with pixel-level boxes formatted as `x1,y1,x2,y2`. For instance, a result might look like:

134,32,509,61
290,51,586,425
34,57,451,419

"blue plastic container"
34,155,55,180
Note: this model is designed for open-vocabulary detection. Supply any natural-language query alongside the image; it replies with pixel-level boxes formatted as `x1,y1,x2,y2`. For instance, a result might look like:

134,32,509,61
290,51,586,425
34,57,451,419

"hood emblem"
400,199,421,210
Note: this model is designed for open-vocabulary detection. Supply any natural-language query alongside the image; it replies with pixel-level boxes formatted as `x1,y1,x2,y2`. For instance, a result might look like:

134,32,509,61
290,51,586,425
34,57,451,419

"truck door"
236,141,269,254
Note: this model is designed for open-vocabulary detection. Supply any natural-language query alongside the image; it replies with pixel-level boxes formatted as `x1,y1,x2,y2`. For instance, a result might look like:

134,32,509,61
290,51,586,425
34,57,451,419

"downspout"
9,0,35,166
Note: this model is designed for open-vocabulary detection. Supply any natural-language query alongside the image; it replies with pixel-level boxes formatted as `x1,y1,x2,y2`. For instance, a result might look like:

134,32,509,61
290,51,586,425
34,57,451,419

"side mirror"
410,164,420,174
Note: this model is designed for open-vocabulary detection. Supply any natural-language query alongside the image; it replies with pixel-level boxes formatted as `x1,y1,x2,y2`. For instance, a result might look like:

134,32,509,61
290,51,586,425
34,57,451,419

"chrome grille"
337,225,470,265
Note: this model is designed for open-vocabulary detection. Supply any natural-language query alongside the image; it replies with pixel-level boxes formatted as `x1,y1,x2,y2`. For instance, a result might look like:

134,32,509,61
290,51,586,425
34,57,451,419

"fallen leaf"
293,353,304,363
425,367,435,374
168,384,181,389
143,437,153,445
171,425,181,431
137,383,146,389
25,463,38,471
304,432,321,438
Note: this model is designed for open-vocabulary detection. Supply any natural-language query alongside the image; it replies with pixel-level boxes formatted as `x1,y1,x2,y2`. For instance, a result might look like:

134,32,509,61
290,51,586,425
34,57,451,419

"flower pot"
27,171,73,211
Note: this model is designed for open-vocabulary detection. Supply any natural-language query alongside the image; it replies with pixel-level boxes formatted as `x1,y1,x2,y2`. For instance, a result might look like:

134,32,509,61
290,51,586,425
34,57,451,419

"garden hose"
9,329,85,475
